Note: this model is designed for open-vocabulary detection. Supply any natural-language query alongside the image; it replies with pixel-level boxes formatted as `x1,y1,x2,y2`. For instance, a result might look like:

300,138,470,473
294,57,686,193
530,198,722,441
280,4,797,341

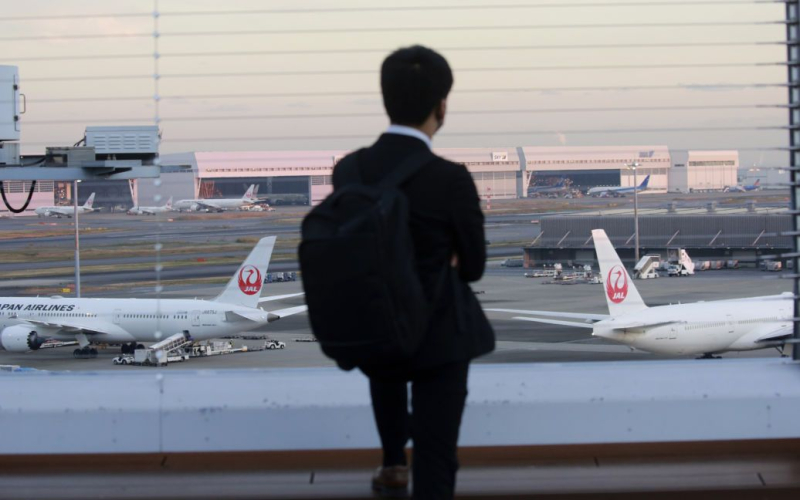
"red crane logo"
238,265,262,296
606,265,628,304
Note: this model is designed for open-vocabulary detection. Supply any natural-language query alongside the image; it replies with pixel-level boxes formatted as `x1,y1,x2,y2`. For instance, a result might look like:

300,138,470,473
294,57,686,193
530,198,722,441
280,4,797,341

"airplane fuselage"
173,198,254,212
35,206,91,218
0,297,270,345
588,186,646,196
592,296,791,355
128,206,170,215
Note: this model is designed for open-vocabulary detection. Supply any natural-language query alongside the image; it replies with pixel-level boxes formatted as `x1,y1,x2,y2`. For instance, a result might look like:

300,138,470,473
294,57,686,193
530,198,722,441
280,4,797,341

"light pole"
73,180,81,298
628,162,640,265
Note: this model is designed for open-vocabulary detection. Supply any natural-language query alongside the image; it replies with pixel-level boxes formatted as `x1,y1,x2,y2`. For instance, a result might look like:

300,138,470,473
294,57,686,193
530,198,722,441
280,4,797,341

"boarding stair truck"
665,248,695,276
634,254,662,279
677,249,695,275
132,331,194,366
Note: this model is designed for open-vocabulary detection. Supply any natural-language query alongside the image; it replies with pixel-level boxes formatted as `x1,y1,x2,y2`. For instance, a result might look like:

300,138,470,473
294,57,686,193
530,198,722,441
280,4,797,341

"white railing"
1,358,799,455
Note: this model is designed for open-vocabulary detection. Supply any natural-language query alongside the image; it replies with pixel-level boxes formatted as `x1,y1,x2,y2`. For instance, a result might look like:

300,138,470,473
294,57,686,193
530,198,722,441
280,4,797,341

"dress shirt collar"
385,124,433,150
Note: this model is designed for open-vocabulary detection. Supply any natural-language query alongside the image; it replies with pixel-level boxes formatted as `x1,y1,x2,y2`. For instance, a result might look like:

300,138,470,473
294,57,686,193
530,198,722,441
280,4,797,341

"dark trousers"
367,361,470,500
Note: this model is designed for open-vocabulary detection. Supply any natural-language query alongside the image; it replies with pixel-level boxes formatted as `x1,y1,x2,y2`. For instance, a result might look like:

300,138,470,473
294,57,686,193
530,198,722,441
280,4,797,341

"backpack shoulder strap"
378,149,436,189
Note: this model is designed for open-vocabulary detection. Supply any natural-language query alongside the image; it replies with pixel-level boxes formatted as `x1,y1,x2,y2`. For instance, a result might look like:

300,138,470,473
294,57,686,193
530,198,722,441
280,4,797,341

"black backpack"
299,149,435,370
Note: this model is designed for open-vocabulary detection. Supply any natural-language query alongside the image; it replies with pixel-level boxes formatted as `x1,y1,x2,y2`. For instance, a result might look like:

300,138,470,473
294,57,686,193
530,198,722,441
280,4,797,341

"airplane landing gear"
776,346,789,358
697,353,722,360
73,348,98,359
119,342,145,354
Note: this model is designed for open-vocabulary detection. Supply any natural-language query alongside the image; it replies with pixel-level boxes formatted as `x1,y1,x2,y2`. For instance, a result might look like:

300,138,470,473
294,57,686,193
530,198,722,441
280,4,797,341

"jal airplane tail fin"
214,236,276,308
83,193,96,209
592,229,648,316
165,196,173,209
242,184,256,201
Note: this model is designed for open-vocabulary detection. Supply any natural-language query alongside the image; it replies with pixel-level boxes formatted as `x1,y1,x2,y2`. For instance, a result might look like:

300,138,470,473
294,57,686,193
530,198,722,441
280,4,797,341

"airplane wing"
268,305,308,320
194,201,222,211
486,309,609,322
21,318,123,336
226,310,270,322
755,326,793,343
486,308,676,331
227,305,308,323
258,292,305,304
512,316,596,329
609,319,677,331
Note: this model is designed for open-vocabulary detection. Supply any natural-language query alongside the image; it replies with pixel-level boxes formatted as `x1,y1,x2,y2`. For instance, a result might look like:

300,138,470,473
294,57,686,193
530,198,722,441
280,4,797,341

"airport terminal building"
2,144,743,214
145,146,739,206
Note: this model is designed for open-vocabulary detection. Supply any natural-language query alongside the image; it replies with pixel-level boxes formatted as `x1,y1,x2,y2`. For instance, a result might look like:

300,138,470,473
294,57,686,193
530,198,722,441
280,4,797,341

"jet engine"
0,325,46,351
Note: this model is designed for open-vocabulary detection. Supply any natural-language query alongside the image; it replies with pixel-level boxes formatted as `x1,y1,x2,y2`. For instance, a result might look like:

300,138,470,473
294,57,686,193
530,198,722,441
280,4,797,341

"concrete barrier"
1,359,799,455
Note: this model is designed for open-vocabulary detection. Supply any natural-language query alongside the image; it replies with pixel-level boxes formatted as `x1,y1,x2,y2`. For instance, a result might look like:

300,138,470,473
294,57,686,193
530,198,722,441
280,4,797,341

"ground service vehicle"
667,265,690,277
639,269,659,279
265,340,286,350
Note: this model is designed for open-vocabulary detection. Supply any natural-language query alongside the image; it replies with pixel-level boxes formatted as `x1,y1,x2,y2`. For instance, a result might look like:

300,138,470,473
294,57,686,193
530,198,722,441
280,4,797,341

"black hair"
380,45,453,126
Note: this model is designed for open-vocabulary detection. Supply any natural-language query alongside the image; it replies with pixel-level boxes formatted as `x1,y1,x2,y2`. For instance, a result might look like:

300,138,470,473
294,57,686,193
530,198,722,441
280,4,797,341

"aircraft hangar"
147,146,738,206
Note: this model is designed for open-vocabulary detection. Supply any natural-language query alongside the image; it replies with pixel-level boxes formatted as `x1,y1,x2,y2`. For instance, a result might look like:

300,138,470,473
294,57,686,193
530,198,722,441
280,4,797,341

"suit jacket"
332,133,495,371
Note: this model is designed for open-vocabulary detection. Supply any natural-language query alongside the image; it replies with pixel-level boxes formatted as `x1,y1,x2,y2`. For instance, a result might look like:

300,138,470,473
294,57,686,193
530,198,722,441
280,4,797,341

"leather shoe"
371,465,409,498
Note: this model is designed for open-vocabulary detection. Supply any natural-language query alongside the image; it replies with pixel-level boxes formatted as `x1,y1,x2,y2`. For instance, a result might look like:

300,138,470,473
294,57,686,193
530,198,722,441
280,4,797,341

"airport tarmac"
0,268,790,371
0,192,792,370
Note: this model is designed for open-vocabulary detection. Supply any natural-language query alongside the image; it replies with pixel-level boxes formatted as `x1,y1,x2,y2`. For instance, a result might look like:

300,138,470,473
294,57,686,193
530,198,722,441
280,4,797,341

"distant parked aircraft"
529,178,571,197
587,175,650,197
128,196,173,215
173,185,257,212
35,193,96,218
725,179,760,193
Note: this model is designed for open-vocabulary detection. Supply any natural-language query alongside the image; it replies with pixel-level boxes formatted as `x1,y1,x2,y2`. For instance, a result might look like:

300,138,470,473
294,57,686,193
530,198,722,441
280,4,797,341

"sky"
0,0,791,170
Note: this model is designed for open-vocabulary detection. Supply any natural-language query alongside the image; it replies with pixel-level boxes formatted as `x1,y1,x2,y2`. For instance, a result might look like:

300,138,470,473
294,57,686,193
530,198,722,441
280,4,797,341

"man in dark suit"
332,46,495,499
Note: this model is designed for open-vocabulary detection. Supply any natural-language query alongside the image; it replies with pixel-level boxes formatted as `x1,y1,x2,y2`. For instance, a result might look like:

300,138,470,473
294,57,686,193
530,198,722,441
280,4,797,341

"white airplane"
173,184,257,212
35,193,96,218
487,229,793,358
0,236,307,359
127,196,173,215
587,175,650,197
